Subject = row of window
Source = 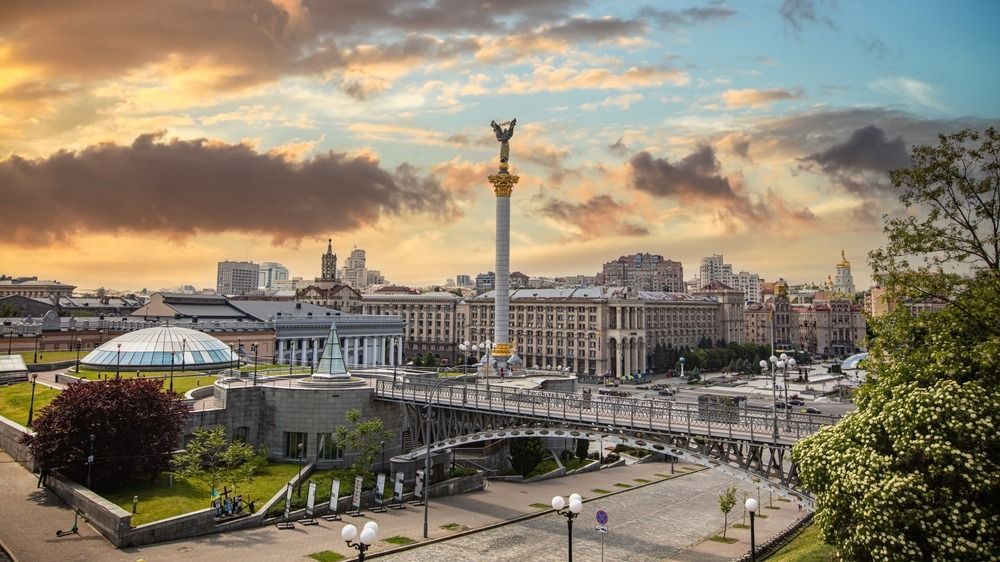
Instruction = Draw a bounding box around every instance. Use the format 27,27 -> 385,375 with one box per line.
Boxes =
284,432 -> 344,460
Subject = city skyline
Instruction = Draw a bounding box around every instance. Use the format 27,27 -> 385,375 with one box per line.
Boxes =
2,1 -> 998,290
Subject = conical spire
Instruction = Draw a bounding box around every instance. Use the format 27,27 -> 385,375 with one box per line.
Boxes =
314,319 -> 349,378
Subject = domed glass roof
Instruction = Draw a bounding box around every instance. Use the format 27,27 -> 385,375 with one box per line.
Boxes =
80,326 -> 237,371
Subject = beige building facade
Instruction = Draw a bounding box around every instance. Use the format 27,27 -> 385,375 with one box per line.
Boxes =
361,292 -> 461,364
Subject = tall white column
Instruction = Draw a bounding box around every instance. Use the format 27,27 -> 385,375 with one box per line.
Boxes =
278,339 -> 286,365
290,339 -> 297,366
396,337 -> 403,365
311,338 -> 318,367
488,164 -> 518,373
377,336 -> 385,365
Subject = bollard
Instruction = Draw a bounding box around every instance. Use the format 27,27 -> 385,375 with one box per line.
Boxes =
132,495 -> 138,514
169,473 -> 174,487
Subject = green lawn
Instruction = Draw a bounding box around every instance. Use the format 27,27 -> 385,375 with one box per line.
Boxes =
266,467 -> 377,517
0,382 -> 61,425
74,370 -> 213,395
768,523 -> 840,562
19,351 -> 82,365
308,551 -> 346,562
384,536 -> 416,545
440,522 -> 470,532
591,488 -> 611,494
104,462 -> 301,526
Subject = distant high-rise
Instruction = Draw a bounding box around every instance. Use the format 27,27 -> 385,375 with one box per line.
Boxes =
217,261 -> 259,296
834,250 -> 856,295
320,239 -> 338,281
258,262 -> 289,289
475,271 -> 496,295
699,254 -> 762,304
456,274 -> 472,288
600,253 -> 684,292
342,247 -> 368,289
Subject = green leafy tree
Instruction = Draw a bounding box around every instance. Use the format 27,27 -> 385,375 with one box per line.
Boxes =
794,128 -> 1000,560
334,408 -> 393,481
718,485 -> 737,539
172,426 -> 266,498
423,353 -> 440,368
509,437 -> 546,477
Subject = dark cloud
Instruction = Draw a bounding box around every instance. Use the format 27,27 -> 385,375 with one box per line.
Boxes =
801,125 -> 910,194
0,132 -> 455,247
608,137 -> 628,156
638,4 -> 736,28
539,195 -> 648,239
779,0 -> 837,35
541,17 -> 646,41
0,0 -> 573,91
732,139 -> 751,159
630,146 -> 814,225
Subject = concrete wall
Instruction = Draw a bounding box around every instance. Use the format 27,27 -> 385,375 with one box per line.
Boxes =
46,472 -> 132,545
0,415 -> 35,471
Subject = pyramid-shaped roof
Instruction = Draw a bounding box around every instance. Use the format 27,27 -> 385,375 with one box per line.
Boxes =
314,319 -> 349,378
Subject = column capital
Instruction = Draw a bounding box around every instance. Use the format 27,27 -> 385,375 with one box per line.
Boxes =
488,173 -> 519,197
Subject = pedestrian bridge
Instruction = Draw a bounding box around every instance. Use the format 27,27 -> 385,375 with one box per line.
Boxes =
374,379 -> 837,507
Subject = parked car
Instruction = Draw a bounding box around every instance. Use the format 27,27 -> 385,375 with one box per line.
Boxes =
801,407 -> 821,414
788,399 -> 805,406
636,385 -> 650,390
774,402 -> 786,409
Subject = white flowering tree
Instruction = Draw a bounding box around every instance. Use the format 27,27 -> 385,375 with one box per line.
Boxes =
794,128 -> 1000,561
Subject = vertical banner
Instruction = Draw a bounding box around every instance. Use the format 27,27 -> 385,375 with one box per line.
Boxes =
306,481 -> 317,518
414,469 -> 425,500
393,471 -> 404,502
330,478 -> 341,515
283,484 -> 293,520
352,475 -> 364,511
376,473 -> 386,507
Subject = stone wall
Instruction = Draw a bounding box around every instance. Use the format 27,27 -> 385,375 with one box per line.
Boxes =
46,472 -> 132,545
0,415 -> 35,471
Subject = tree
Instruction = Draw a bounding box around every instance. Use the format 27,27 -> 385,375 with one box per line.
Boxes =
22,378 -> 188,490
509,437 -> 546,477
794,128 -> 1000,561
718,485 -> 737,539
423,353 -> 440,368
172,426 -> 266,498
334,408 -> 393,480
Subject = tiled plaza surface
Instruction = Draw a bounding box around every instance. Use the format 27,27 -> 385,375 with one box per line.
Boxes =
0,450 -> 803,562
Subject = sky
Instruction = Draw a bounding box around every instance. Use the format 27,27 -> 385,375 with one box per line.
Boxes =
1,0 -> 998,292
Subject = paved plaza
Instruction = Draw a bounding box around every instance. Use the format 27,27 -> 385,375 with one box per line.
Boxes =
0,450 -> 805,562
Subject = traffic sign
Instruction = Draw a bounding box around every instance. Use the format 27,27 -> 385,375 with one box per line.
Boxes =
596,509 -> 609,525
595,525 -> 608,534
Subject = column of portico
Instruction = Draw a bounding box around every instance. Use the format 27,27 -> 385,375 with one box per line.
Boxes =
616,307 -> 622,330
346,338 -> 354,367
311,338 -> 318,367
278,339 -> 286,364
616,340 -> 624,377
377,336 -> 385,366
289,339 -> 297,366
396,337 -> 403,365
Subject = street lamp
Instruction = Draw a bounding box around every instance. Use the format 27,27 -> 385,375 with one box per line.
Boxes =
761,356 -> 779,441
296,442 -> 304,496
86,434 -> 96,489
4,322 -> 12,355
342,521 -> 378,562
776,353 -> 796,426
380,440 -> 386,474
180,338 -> 187,373
746,497 -> 759,562
116,343 -> 121,378
75,338 -> 82,373
552,493 -> 584,562
479,340 -> 493,391
33,335 -> 40,363
679,356 -> 685,379
251,343 -> 259,386
458,340 -> 470,375
26,373 -> 38,426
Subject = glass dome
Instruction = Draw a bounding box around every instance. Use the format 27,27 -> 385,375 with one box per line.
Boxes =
80,326 -> 237,371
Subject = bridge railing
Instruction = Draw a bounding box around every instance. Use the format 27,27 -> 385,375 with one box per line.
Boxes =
374,379 -> 838,442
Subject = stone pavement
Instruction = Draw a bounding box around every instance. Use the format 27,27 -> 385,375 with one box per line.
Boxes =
0,450 -> 805,562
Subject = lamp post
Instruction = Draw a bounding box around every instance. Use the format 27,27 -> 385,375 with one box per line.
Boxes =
552,493 -> 584,561
251,343 -> 259,386
74,338 -> 82,373
170,345 -> 176,393
776,353 -> 796,426
479,340 -> 493,391
116,343 -> 121,378
180,338 -> 187,373
380,440 -> 386,474
86,434 -> 96,489
761,357 -> 779,441
33,335 -> 39,363
746,497 -> 759,562
342,521 -> 378,562
296,442 -> 304,496
26,373 -> 38,427
5,323 -> 12,355
679,356 -> 685,380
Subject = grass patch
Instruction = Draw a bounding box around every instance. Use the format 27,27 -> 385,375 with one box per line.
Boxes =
634,478 -> 651,483
732,523 -> 751,529
0,382 -> 61,425
654,473 -> 671,478
777,497 -> 792,503
756,513 -> 769,519
74,370 -> 214,395
591,488 -> 611,494
709,535 -> 739,544
530,502 -> 551,509
384,536 -> 416,546
613,482 -> 632,488
765,505 -> 781,510
768,523 -> 839,562
440,523 -> 470,532
308,551 -> 346,562
266,468 -> 376,517
527,459 -> 558,478
20,351 -> 82,365
104,462 -> 301,526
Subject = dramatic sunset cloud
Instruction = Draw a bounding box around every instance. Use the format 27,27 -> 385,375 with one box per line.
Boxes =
0,0 -> 997,290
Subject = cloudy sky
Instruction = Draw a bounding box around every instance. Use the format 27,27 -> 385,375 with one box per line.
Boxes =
1,0 -> 998,291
